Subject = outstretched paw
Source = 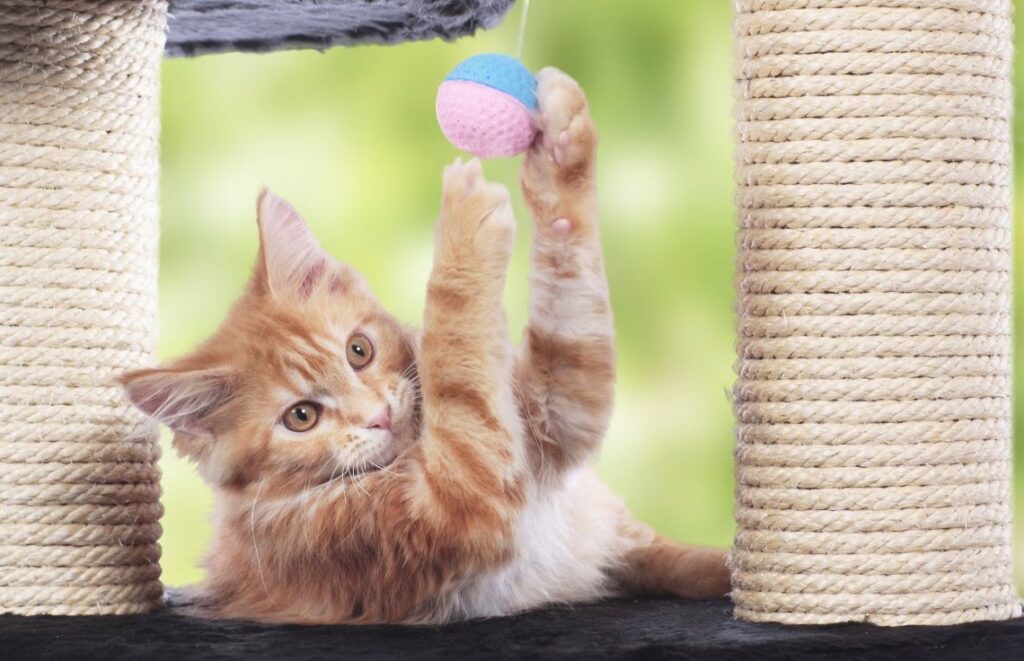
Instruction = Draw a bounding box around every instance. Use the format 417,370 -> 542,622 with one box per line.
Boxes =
522,68 -> 598,236
437,157 -> 515,272
534,68 -> 597,174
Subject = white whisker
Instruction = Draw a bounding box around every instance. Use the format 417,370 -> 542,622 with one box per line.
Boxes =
250,479 -> 271,598
369,457 -> 398,477
352,472 -> 371,497
310,458 -> 345,496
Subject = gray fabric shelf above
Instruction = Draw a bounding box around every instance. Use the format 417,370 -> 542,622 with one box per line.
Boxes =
165,0 -> 517,57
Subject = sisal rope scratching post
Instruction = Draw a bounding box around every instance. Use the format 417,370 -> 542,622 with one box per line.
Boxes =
731,0 -> 1020,625
0,1 -> 167,614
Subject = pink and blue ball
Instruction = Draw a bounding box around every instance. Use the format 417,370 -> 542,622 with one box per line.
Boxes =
436,53 -> 538,159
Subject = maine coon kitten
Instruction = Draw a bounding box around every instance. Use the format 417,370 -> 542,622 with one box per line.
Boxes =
122,69 -> 730,624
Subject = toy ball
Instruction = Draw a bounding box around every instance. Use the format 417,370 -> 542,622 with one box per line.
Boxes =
436,53 -> 538,159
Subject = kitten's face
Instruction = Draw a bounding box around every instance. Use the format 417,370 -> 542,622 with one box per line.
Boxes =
122,190 -> 418,490
199,288 -> 419,490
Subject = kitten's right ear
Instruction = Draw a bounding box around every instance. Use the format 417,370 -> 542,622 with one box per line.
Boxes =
252,187 -> 332,298
121,366 -> 236,437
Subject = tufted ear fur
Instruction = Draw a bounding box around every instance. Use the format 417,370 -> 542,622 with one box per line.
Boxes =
252,188 -> 333,298
121,365 -> 236,438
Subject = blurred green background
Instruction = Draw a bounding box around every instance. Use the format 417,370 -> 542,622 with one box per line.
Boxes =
157,1 -> 1023,587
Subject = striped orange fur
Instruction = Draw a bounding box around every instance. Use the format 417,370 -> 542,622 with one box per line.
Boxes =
122,68 -> 728,624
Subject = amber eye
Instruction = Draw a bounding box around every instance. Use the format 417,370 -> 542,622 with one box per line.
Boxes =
347,333 -> 374,370
282,401 -> 320,432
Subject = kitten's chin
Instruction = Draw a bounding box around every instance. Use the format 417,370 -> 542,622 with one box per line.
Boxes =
322,433 -> 409,485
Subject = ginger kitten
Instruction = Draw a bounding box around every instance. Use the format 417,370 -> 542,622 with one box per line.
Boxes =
122,69 -> 729,624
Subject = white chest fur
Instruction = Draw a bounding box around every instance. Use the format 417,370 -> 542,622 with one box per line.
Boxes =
440,468 -> 634,621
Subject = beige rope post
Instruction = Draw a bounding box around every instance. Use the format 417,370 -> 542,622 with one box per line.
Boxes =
0,1 -> 167,614
731,0 -> 1020,625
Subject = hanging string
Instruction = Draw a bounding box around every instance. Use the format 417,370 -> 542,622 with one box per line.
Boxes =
515,0 -> 531,60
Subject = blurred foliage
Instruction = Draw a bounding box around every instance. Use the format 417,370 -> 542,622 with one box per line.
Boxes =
158,1 -> 1023,587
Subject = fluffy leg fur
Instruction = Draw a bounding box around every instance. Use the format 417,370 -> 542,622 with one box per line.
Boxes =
414,157 -> 527,549
615,534 -> 731,599
517,68 -> 615,480
518,68 -> 731,600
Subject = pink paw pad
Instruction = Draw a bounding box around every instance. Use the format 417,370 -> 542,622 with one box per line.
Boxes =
551,218 -> 572,235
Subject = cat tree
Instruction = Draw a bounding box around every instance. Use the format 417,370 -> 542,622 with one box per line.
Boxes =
0,0 -> 1018,648
730,0 -> 1019,626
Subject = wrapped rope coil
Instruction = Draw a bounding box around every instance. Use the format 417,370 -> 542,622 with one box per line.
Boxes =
0,1 -> 167,615
731,0 -> 1020,625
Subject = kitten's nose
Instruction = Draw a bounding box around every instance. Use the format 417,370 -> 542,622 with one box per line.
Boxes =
366,406 -> 392,432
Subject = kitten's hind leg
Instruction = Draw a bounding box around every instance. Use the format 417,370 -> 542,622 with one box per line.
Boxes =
615,534 -> 732,600
516,68 -> 614,478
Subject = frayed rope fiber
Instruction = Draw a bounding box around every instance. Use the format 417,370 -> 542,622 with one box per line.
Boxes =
730,0 -> 1020,626
0,0 -> 167,615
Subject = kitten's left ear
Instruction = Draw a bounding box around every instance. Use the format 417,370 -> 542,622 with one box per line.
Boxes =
252,188 -> 333,297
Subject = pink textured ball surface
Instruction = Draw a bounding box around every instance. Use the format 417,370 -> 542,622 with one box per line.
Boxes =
436,80 -> 536,158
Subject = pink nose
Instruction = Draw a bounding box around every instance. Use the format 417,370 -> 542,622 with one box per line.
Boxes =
366,407 -> 392,432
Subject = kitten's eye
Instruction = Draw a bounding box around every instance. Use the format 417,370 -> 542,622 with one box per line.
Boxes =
347,333 -> 374,370
282,401 -> 320,432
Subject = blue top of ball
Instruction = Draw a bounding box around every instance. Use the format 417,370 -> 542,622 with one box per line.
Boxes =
445,53 -> 538,111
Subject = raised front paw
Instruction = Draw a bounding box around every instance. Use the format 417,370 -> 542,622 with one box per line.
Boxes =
436,157 -> 515,275
521,68 -> 598,235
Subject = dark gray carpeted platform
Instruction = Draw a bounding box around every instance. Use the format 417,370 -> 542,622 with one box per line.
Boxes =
165,0 -> 517,57
2,598 -> 1024,660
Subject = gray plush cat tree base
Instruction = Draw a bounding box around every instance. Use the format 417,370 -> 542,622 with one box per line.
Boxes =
3,597 -> 1024,660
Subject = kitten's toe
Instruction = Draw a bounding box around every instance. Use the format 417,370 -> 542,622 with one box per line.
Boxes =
442,156 -> 485,204
476,185 -> 514,242
438,159 -> 515,268
469,182 -> 515,266
441,157 -> 507,230
532,67 -> 597,171
521,69 -> 597,220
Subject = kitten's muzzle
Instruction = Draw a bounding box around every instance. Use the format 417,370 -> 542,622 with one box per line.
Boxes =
366,406 -> 392,433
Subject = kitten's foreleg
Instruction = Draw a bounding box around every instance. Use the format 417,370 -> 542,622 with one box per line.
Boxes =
516,68 -> 615,477
413,158 -> 525,544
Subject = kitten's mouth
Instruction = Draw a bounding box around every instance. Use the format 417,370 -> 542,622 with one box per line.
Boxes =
316,440 -> 403,486
313,461 -> 383,487
351,452 -> 400,478
337,463 -> 383,480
